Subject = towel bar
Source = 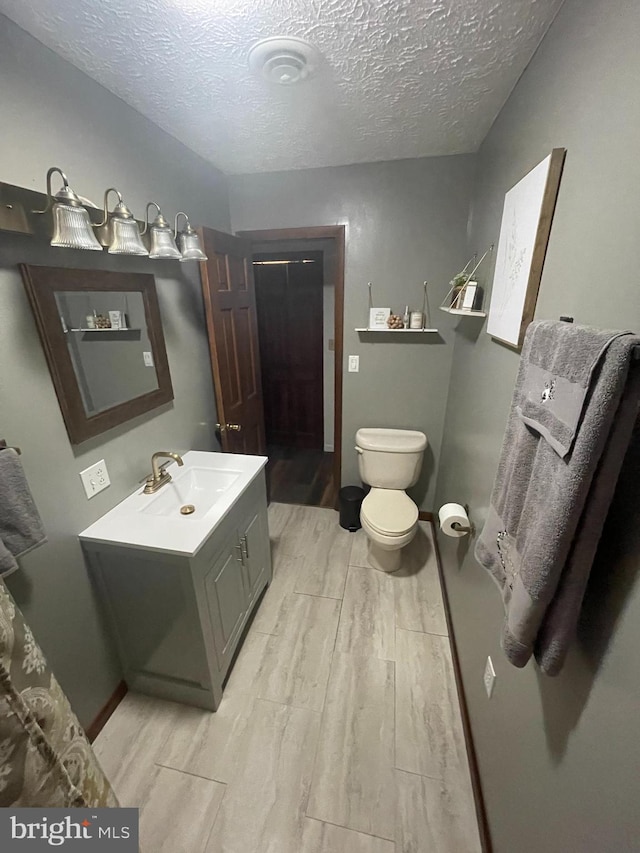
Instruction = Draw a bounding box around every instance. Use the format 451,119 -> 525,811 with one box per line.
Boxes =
558,317 -> 640,362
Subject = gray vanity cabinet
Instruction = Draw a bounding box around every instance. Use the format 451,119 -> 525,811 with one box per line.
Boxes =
83,470 -> 271,711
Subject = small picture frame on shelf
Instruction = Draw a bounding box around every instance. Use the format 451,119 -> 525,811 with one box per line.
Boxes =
369,307 -> 391,330
461,282 -> 478,310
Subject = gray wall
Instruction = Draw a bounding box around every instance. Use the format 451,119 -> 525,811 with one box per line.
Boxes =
230,156 -> 475,506
0,17 -> 228,727
434,0 -> 640,850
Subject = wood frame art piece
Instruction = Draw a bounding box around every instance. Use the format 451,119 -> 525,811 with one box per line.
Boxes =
20,265 -> 173,444
487,148 -> 566,348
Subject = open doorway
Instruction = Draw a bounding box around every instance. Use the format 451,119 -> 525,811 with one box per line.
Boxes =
232,225 -> 344,508
253,249 -> 334,507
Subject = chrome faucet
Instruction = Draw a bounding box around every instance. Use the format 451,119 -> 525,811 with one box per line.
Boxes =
143,451 -> 184,494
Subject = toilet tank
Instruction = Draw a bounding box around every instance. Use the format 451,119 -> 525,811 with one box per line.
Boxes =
355,428 -> 428,489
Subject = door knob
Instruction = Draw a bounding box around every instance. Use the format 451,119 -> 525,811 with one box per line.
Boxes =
215,423 -> 242,432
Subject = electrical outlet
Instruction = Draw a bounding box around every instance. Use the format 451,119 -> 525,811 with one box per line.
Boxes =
484,656 -> 496,699
348,355 -> 360,372
79,459 -> 111,500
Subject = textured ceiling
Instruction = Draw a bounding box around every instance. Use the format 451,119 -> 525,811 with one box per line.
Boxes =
0,0 -> 563,174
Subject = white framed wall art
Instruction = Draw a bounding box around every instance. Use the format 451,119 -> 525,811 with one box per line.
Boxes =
486,148 -> 566,348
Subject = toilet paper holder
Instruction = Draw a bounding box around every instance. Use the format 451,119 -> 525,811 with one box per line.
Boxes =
452,504 -> 475,536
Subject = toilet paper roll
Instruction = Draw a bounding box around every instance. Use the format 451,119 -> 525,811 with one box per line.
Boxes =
438,503 -> 470,538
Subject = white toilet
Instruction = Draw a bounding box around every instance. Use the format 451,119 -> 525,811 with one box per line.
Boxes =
355,428 -> 428,573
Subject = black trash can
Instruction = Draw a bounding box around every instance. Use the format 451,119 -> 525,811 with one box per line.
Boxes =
339,486 -> 365,532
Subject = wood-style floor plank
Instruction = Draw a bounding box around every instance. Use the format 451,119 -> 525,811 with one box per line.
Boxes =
294,512 -> 353,599
266,447 -> 334,508
258,592 -> 341,711
301,818 -> 395,853
156,628 -> 278,785
396,769 -> 481,853
139,766 -> 225,853
395,628 -> 470,786
394,523 -> 447,636
205,699 -> 321,853
307,651 -> 396,841
93,692 -> 186,807
335,565 -> 395,661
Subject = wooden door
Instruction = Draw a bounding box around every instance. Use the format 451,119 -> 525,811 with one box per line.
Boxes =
200,228 -> 266,455
254,253 -> 324,449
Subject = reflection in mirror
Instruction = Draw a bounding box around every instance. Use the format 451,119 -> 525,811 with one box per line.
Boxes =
20,265 -> 173,445
55,291 -> 159,416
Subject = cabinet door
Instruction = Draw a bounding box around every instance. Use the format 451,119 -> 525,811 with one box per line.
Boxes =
204,537 -> 248,672
240,509 -> 268,605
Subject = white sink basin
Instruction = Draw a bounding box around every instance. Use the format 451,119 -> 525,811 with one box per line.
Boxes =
139,466 -> 242,518
79,450 -> 267,556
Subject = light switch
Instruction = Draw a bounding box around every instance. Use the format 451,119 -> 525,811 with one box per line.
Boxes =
348,355 -> 360,372
143,351 -> 154,368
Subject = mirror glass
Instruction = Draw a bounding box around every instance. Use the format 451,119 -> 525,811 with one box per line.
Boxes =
55,291 -> 159,416
21,265 -> 174,444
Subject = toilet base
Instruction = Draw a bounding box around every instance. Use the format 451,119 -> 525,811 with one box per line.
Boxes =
367,539 -> 403,573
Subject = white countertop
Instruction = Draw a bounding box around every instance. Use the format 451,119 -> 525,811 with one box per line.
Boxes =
79,450 -> 267,557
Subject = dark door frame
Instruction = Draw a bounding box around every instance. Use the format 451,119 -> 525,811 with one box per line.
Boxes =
237,226 -> 345,508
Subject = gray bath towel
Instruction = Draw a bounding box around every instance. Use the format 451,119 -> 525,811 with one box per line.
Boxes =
475,320 -> 640,674
0,447 -> 47,576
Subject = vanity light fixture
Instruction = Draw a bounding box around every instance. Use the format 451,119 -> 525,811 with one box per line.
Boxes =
141,202 -> 182,260
32,167 -> 103,251
94,188 -> 148,256
175,212 -> 207,262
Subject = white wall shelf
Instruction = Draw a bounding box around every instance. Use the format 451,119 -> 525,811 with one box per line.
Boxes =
66,328 -> 141,333
355,327 -> 439,333
439,306 -> 487,318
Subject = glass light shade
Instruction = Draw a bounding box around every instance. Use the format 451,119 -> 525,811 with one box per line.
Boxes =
149,225 -> 181,259
108,216 -> 149,255
178,230 -> 207,262
50,202 -> 103,251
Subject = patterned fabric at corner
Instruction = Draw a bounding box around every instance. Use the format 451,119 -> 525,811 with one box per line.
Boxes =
0,579 -> 118,807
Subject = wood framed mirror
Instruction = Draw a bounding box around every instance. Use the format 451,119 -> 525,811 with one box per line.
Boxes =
20,264 -> 173,444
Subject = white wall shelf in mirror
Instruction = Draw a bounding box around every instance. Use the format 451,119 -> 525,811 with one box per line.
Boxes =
65,328 -> 142,333
355,327 -> 439,333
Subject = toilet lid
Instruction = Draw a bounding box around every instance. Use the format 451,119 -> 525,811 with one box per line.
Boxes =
361,490 -> 418,537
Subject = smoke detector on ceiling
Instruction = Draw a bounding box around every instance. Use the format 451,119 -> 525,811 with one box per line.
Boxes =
248,37 -> 320,86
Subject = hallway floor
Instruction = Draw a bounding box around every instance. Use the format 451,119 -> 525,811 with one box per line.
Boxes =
266,446 -> 335,507
93,504 -> 481,853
